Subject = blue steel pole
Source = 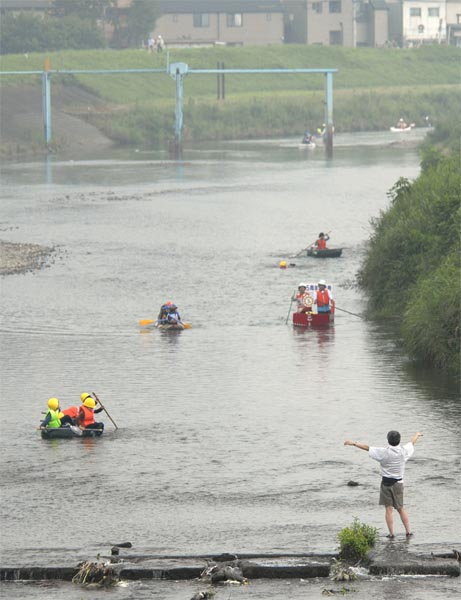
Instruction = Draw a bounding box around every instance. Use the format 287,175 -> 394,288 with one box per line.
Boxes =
324,71 -> 334,158
174,71 -> 184,150
42,71 -> 51,147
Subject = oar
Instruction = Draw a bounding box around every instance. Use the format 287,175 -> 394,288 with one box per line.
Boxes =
285,292 -> 296,324
335,306 -> 364,319
92,392 -> 118,430
139,319 -> 192,329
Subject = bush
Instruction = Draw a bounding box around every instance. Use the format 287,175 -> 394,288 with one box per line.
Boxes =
338,518 -> 378,562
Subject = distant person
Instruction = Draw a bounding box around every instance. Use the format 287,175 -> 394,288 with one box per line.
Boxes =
344,431 -> 423,539
314,232 -> 329,250
398,118 -> 408,129
156,34 -> 165,53
59,404 -> 79,426
302,129 -> 314,144
314,279 -> 333,313
147,36 -> 155,52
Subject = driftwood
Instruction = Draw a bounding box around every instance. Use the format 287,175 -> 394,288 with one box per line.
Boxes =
72,561 -> 118,587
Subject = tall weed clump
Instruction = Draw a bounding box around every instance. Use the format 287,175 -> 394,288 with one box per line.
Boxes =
338,519 -> 378,562
358,114 -> 460,374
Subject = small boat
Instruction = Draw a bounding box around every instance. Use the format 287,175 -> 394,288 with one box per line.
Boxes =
155,322 -> 185,331
307,247 -> 343,258
40,426 -> 103,439
390,124 -> 415,133
293,311 -> 334,327
298,140 -> 316,149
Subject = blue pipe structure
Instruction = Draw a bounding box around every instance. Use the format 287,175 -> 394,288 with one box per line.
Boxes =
1,64 -> 337,156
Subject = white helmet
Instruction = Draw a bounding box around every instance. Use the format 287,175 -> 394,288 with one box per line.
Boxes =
318,279 -> 326,286
298,282 -> 307,288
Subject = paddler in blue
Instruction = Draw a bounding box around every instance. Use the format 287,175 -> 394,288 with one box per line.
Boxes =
40,397 -> 61,429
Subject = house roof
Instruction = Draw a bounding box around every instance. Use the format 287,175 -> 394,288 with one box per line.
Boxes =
158,0 -> 285,14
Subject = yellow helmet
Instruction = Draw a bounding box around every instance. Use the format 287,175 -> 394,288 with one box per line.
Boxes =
279,260 -> 287,268
80,392 -> 92,403
83,397 -> 96,409
48,397 -> 59,411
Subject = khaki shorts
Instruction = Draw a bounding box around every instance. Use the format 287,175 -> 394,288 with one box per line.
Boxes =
379,481 -> 404,509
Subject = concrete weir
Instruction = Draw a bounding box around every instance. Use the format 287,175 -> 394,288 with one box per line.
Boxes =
1,549 -> 459,582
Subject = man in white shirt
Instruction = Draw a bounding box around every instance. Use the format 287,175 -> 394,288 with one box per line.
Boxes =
344,430 -> 423,539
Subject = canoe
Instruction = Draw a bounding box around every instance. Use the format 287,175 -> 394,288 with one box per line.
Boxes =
298,141 -> 316,149
293,311 -> 334,327
40,427 -> 103,439
307,247 -> 343,258
390,125 -> 414,132
155,322 -> 185,331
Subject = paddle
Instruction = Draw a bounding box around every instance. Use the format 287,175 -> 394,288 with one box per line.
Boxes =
293,230 -> 331,258
92,392 -> 118,430
285,291 -> 296,324
139,319 -> 192,329
335,306 -> 364,319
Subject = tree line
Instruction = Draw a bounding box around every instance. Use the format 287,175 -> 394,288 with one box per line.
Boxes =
0,0 -> 159,54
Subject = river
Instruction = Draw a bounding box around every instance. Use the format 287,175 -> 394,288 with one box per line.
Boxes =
0,131 -> 460,599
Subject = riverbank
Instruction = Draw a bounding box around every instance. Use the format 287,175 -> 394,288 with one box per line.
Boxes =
0,240 -> 56,276
1,45 -> 459,156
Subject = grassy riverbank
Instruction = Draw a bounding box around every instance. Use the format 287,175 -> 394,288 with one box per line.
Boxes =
358,114 -> 461,376
1,45 -> 460,148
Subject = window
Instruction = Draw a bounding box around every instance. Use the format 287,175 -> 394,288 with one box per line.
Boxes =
329,30 -> 343,44
193,13 -> 209,27
227,13 -> 243,27
329,1 -> 342,14
428,7 -> 439,17
409,8 -> 421,17
312,2 -> 323,14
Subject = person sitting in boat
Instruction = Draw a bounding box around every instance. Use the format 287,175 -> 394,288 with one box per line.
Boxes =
398,118 -> 407,130
165,303 -> 182,325
40,397 -> 62,429
315,232 -> 330,250
77,393 -> 104,433
58,404 -> 80,426
314,279 -> 333,313
302,129 -> 314,144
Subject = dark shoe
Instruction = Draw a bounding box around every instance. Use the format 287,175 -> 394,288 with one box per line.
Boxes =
406,532 -> 413,538
386,534 -> 395,539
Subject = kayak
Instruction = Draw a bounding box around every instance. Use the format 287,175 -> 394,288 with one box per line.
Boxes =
299,141 -> 316,149
307,247 -> 343,258
293,311 -> 334,327
40,427 -> 103,439
155,322 -> 185,330
390,125 -> 415,132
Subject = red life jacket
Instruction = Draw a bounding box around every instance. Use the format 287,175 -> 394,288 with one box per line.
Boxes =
79,405 -> 95,428
316,289 -> 330,306
317,238 -> 327,249
62,406 -> 79,419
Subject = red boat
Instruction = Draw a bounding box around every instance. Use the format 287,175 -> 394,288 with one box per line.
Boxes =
292,283 -> 335,327
293,311 -> 334,327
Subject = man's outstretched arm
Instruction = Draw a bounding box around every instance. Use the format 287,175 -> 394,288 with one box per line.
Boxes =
410,432 -> 423,445
344,440 -> 369,451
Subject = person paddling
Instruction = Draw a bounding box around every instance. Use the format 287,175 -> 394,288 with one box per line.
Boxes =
77,393 -> 104,435
315,232 -> 329,250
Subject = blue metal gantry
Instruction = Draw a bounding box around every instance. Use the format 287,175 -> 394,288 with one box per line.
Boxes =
1,61 -> 338,155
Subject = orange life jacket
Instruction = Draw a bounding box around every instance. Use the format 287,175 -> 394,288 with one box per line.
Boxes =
317,238 -> 327,249
79,405 -> 95,428
316,289 -> 330,306
62,406 -> 79,419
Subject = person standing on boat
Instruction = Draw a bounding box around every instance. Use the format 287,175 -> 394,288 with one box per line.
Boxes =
40,397 -> 61,429
77,394 -> 104,433
314,280 -> 333,313
292,283 -> 314,313
315,232 -> 329,250
344,431 -> 423,538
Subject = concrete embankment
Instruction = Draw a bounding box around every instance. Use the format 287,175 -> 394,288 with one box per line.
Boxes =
1,549 -> 459,581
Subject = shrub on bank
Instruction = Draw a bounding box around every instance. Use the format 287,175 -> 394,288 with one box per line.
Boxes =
338,519 -> 378,562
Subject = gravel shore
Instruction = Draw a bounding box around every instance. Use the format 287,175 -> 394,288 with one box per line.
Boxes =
0,240 -> 56,276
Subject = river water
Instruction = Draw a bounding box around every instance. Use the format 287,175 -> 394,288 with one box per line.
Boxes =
1,132 -> 460,599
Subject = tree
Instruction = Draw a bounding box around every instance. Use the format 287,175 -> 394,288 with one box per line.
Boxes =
109,0 -> 160,49
51,0 -> 116,21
